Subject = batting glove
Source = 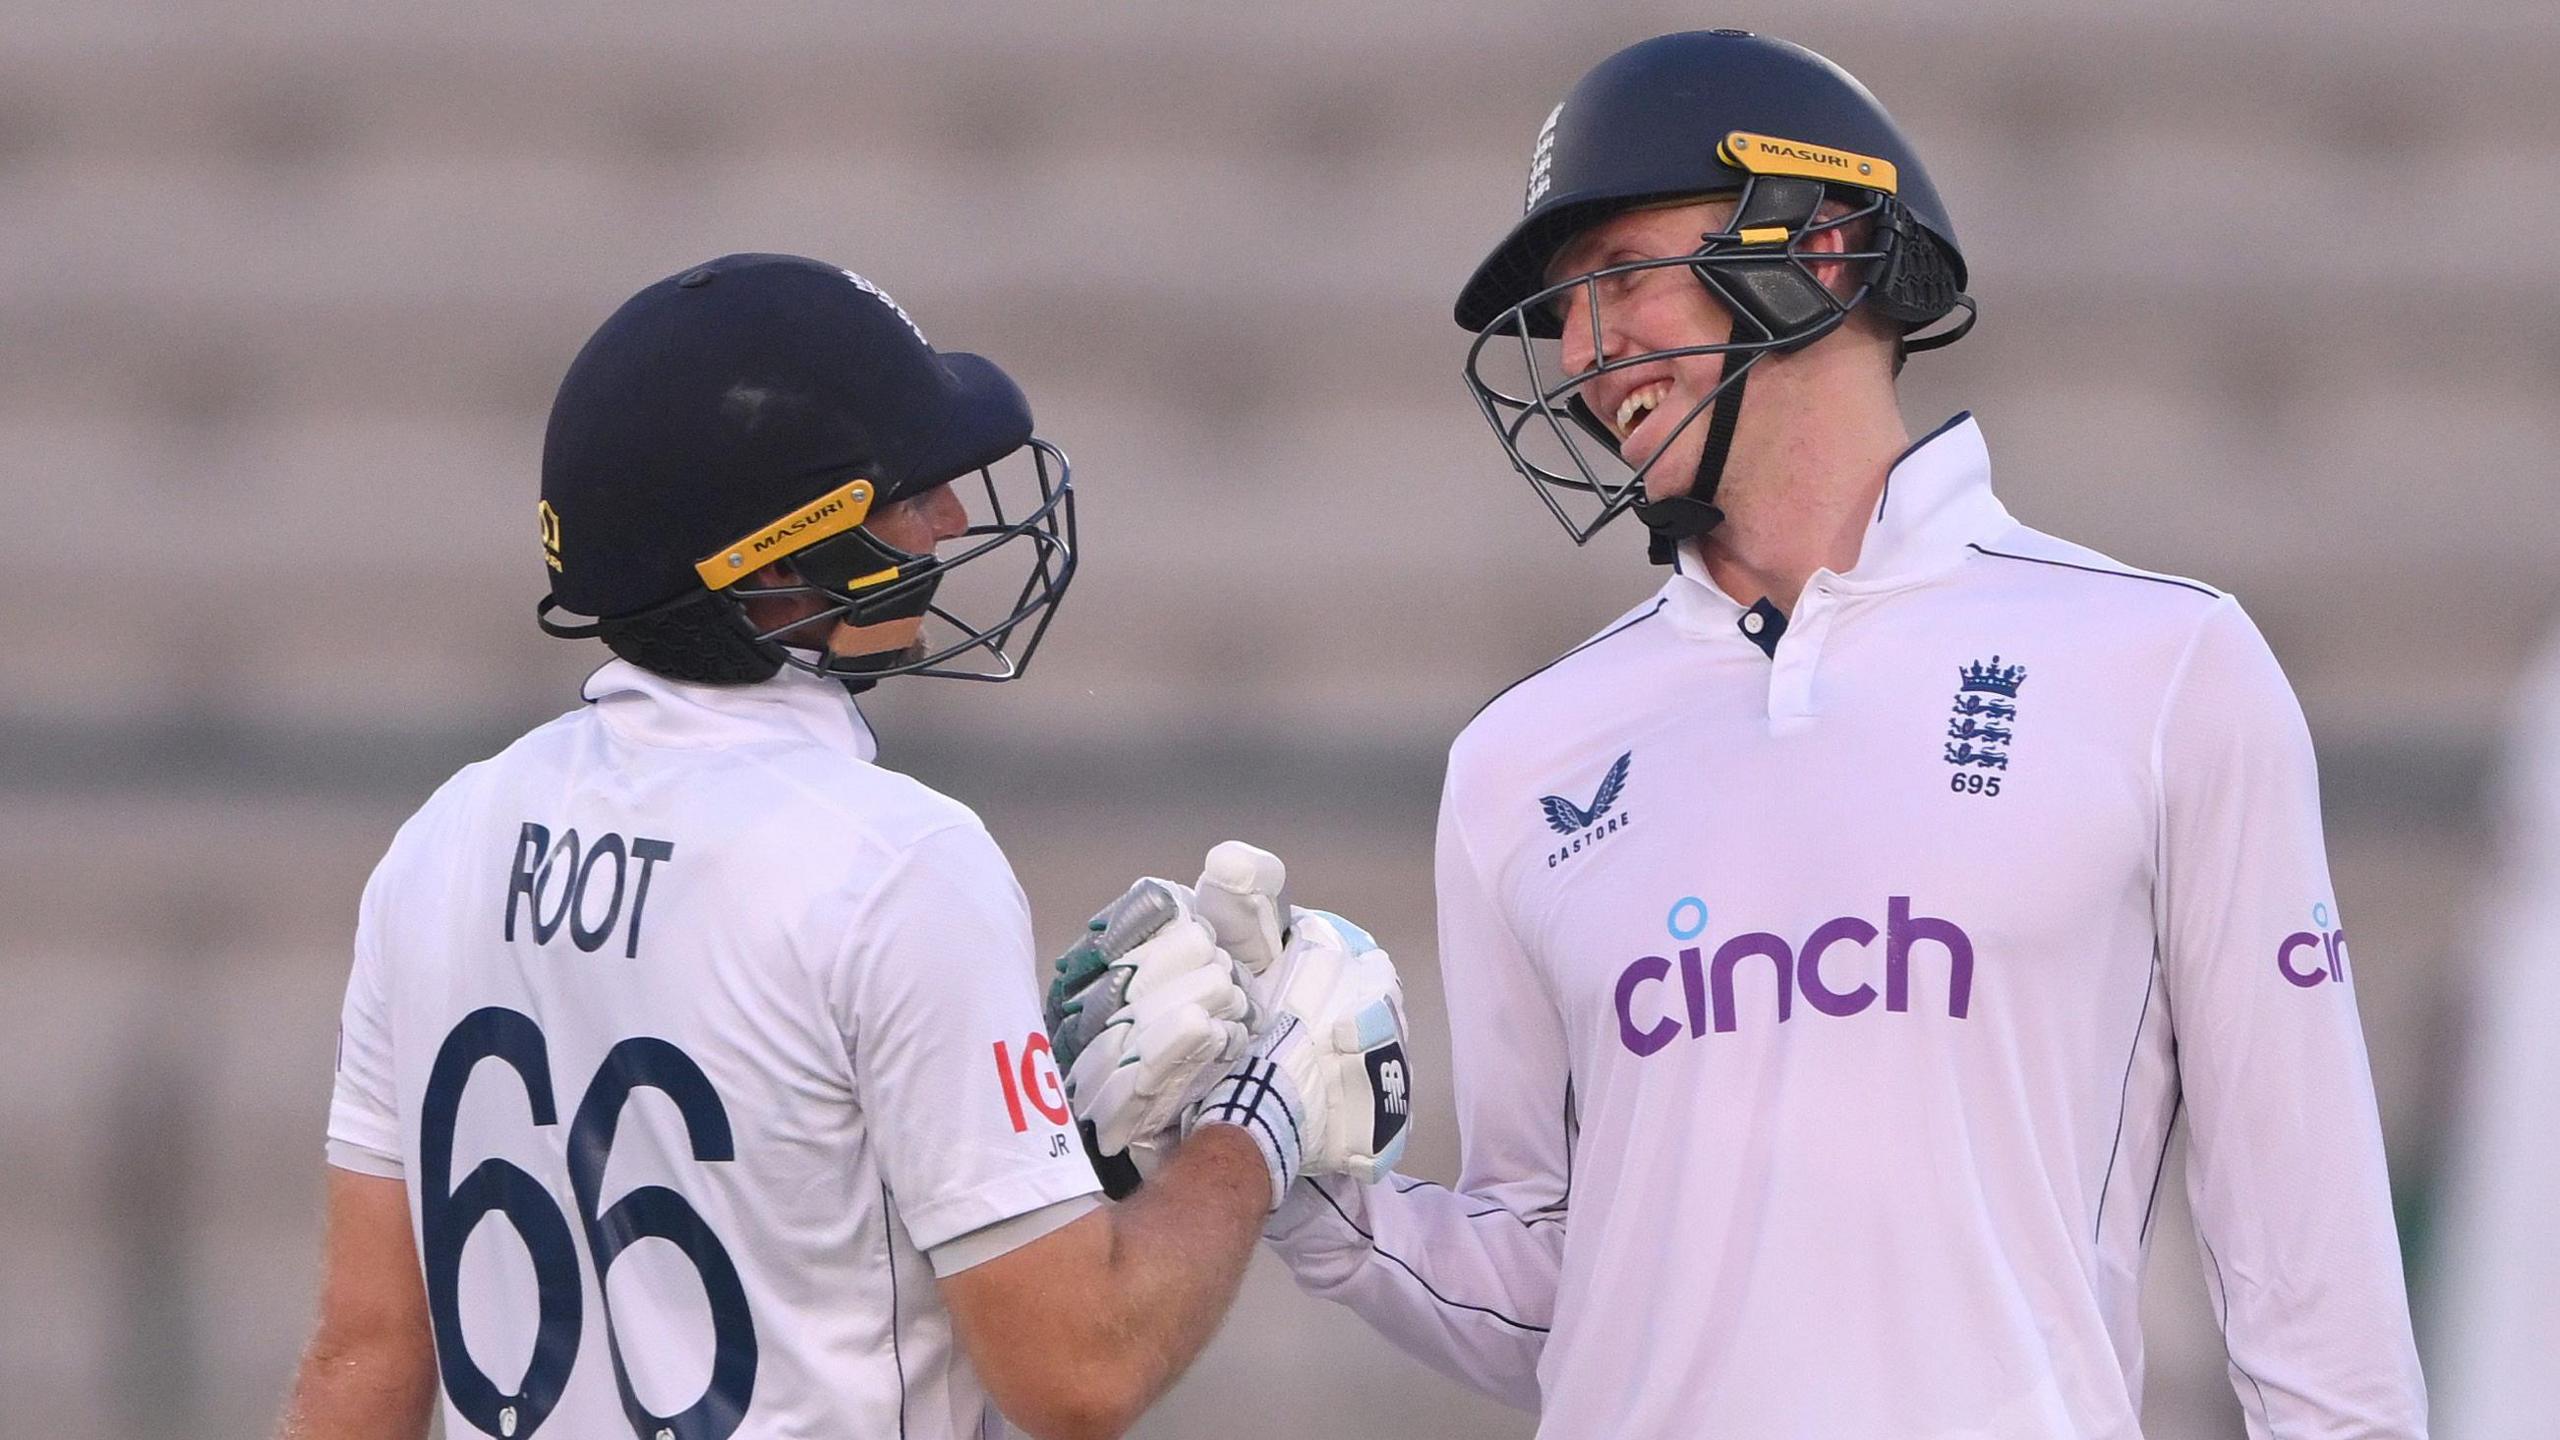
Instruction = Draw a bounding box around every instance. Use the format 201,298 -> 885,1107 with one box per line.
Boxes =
1045,878 -> 1253,1195
1185,843 -> 1412,1209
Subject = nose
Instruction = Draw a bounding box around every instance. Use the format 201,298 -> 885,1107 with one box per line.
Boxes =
923,482 -> 970,545
1554,277 -> 1611,377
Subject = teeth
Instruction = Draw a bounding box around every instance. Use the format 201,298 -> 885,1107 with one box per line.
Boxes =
1614,383 -> 1669,437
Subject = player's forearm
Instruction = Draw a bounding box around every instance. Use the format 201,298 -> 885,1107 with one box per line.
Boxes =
2181,1052 -> 2427,1430
955,1125 -> 1267,1440
280,1169 -> 438,1440
1080,1125 -> 1270,1414
274,1331 -> 437,1440
1264,1175 -> 1556,1410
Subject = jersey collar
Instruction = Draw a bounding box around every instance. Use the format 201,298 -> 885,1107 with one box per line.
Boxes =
582,657 -> 880,762
1665,411 -> 2010,629
1848,412 -> 2011,588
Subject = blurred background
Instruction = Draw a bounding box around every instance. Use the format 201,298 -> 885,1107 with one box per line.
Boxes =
4,1 -> 2556,1435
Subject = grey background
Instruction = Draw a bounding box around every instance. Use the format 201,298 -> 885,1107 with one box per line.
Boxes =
3,1 -> 2554,1435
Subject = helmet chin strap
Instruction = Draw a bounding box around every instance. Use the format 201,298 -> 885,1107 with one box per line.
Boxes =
1630,367 -> 1746,565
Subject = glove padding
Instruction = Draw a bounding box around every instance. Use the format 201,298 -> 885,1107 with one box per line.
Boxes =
1186,844 -> 1412,1208
1044,879 -> 1252,1186
1195,839 -> 1292,983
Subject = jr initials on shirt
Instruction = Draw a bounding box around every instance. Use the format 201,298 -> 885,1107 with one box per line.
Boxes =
503,822 -> 676,959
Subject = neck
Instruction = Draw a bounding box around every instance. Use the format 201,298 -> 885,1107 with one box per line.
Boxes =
1691,393 -> 1910,613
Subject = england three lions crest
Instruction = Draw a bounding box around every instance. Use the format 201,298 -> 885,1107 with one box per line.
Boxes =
1943,657 -> 2026,797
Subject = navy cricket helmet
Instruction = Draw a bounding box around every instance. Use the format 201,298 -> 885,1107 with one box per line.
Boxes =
536,254 -> 1076,690
1457,31 -> 1974,559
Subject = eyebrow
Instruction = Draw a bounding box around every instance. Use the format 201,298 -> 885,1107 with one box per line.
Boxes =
1547,196 -> 1740,285
1544,245 -> 1595,287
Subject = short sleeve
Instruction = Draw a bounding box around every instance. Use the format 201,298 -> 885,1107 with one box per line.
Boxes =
926,1194 -> 1102,1278
326,858 -> 404,1176
839,823 -> 1101,1252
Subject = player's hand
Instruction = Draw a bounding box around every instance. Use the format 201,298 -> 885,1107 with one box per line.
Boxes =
1194,839 -> 1292,982
1184,843 -> 1413,1208
1045,878 -> 1253,1189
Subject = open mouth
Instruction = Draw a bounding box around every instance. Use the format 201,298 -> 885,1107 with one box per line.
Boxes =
1612,381 -> 1671,440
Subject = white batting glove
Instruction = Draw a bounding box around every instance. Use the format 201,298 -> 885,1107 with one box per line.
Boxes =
1044,879 -> 1253,1187
1195,839 -> 1291,988
1184,842 -> 1413,1208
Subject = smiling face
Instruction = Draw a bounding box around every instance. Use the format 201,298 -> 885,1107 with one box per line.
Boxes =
1542,196 -> 1883,504
1545,199 -> 1744,493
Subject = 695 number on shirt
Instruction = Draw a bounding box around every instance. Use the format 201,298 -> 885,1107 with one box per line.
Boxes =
418,1007 -> 758,1440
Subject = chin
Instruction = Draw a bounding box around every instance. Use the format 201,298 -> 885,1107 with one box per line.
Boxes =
1631,441 -> 1707,500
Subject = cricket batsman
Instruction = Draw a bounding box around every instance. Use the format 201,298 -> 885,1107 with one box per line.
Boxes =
274,253 -> 1408,1440
1059,32 -> 2427,1439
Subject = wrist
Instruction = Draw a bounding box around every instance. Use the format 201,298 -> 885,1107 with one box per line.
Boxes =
1184,1037 -> 1307,1211
1167,1122 -> 1277,1219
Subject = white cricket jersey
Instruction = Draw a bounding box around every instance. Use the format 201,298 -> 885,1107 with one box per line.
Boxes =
1266,415 -> 2427,1438
2425,631 -> 2560,1438
328,659 -> 1101,1440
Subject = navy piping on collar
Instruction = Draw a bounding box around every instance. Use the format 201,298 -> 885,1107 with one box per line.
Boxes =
1469,598 -> 1668,724
1965,544 -> 2222,598
1874,410 -> 1976,522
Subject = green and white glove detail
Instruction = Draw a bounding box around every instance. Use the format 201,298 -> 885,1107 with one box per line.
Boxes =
1186,842 -> 1412,1208
1044,878 -> 1253,1185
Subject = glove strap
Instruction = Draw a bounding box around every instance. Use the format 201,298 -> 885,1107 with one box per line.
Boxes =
1079,1121 -> 1145,1201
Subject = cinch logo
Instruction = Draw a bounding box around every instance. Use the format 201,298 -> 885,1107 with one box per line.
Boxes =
1613,896 -> 1976,1057
2277,902 -> 2351,988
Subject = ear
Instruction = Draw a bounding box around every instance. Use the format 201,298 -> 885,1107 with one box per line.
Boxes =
1796,214 -> 1856,295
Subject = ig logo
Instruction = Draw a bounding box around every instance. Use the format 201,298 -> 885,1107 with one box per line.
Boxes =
2276,902 -> 2350,988
992,1033 -> 1072,1132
